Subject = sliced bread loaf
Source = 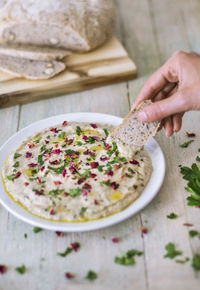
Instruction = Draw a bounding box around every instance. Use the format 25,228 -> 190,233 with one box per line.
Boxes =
111,100 -> 160,151
0,0 -> 115,52
0,44 -> 70,61
0,55 -> 66,79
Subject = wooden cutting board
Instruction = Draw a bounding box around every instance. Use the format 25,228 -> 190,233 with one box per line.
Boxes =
0,37 -> 137,108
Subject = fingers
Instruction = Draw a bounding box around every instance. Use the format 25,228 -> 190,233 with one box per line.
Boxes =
163,117 -> 173,136
132,67 -> 169,109
137,91 -> 189,122
172,113 -> 183,132
152,82 -> 177,102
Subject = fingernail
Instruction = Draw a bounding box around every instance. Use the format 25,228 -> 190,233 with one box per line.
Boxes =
137,111 -> 147,121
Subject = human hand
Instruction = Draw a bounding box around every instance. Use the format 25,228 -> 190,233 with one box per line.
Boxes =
132,51 -> 200,136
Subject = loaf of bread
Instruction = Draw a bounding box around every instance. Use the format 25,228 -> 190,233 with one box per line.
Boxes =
0,0 -> 115,52
111,101 -> 160,151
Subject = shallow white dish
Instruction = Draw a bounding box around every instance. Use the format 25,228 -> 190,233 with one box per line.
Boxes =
0,112 -> 165,232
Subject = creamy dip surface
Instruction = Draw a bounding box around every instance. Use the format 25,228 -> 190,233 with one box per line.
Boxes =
1,121 -> 152,222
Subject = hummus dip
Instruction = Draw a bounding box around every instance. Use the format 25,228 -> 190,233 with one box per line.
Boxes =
1,121 -> 152,222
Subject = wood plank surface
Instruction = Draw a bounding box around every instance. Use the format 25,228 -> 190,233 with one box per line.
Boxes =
0,37 -> 137,108
0,0 -> 200,289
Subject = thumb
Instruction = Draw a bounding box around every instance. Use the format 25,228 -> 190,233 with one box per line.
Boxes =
137,92 -> 189,122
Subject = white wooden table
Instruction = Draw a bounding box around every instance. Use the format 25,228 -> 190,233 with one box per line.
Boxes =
0,0 -> 200,289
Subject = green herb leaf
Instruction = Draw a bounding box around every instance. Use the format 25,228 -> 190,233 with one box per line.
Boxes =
40,145 -> 47,152
38,155 -> 44,166
192,254 -> 200,271
58,132 -> 65,139
13,161 -> 19,168
24,233 -> 28,239
128,168 -> 135,174
57,247 -> 72,257
180,140 -> 194,148
164,243 -> 182,259
114,249 -> 143,266
15,264 -> 26,274
48,165 -> 65,174
196,156 -> 200,162
14,153 -> 22,159
76,141 -> 83,146
34,137 -> 42,144
7,174 -> 15,181
103,128 -> 109,137
80,207 -> 87,214
85,270 -> 97,281
167,213 -> 178,219
76,126 -> 81,136
97,165 -> 104,172
33,227 -> 43,233
65,149 -> 75,154
175,257 -> 190,264
101,180 -> 111,186
189,230 -> 199,238
49,189 -> 64,196
69,188 -> 82,197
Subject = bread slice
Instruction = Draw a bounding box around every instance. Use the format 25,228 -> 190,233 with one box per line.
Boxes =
0,44 -> 70,61
111,100 -> 160,151
0,55 -> 66,80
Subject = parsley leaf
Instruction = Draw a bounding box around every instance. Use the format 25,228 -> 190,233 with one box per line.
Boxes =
40,145 -> 47,152
114,249 -> 143,266
13,161 -> 19,168
175,257 -> 190,264
192,254 -> 200,271
14,153 -> 22,159
34,137 -> 42,144
69,188 -> 82,197
57,247 -> 72,257
80,207 -> 87,214
7,174 -> 15,181
180,140 -> 194,148
48,165 -> 65,174
38,155 -> 44,166
76,126 -> 81,136
49,189 -> 64,196
196,156 -> 200,162
167,213 -> 178,219
103,128 -> 109,137
189,230 -> 199,238
15,264 -> 26,274
58,132 -> 65,139
33,227 -> 43,233
164,243 -> 182,259
180,163 -> 200,206
85,270 -> 97,281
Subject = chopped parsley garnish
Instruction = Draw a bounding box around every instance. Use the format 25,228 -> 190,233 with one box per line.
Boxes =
65,149 -> 75,154
167,213 -> 178,219
189,230 -> 199,238
175,257 -> 190,264
46,135 -> 50,139
101,180 -> 111,186
85,270 -> 98,281
24,233 -> 28,239
58,132 -> 65,139
103,128 -> 109,137
40,145 -> 47,152
128,168 -> 135,174
76,141 -> 83,146
180,140 -> 194,148
80,207 -> 87,214
7,174 -> 15,181
180,163 -> 200,206
14,153 -> 22,159
87,137 -> 96,144
57,247 -> 72,257
48,165 -> 65,174
79,169 -> 90,179
49,189 -> 64,196
126,174 -> 133,178
164,243 -> 182,259
15,264 -> 26,274
114,249 -> 143,266
97,165 -> 104,172
196,156 -> 200,162
192,254 -> 200,271
107,142 -> 118,157
69,188 -> 82,197
76,126 -> 81,136
38,155 -> 44,166
34,137 -> 42,144
13,161 -> 19,168
33,227 -> 43,233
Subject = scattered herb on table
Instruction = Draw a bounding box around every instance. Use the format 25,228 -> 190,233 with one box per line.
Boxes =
179,140 -> 194,148
114,249 -> 143,266
180,163 -> 200,206
15,264 -> 26,274
85,270 -> 98,281
189,230 -> 200,238
192,254 -> 200,271
167,213 -> 178,219
196,156 -> 200,162
33,227 -> 43,234
24,233 -> 28,239
57,247 -> 72,257
164,243 -> 182,259
175,257 -> 190,264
